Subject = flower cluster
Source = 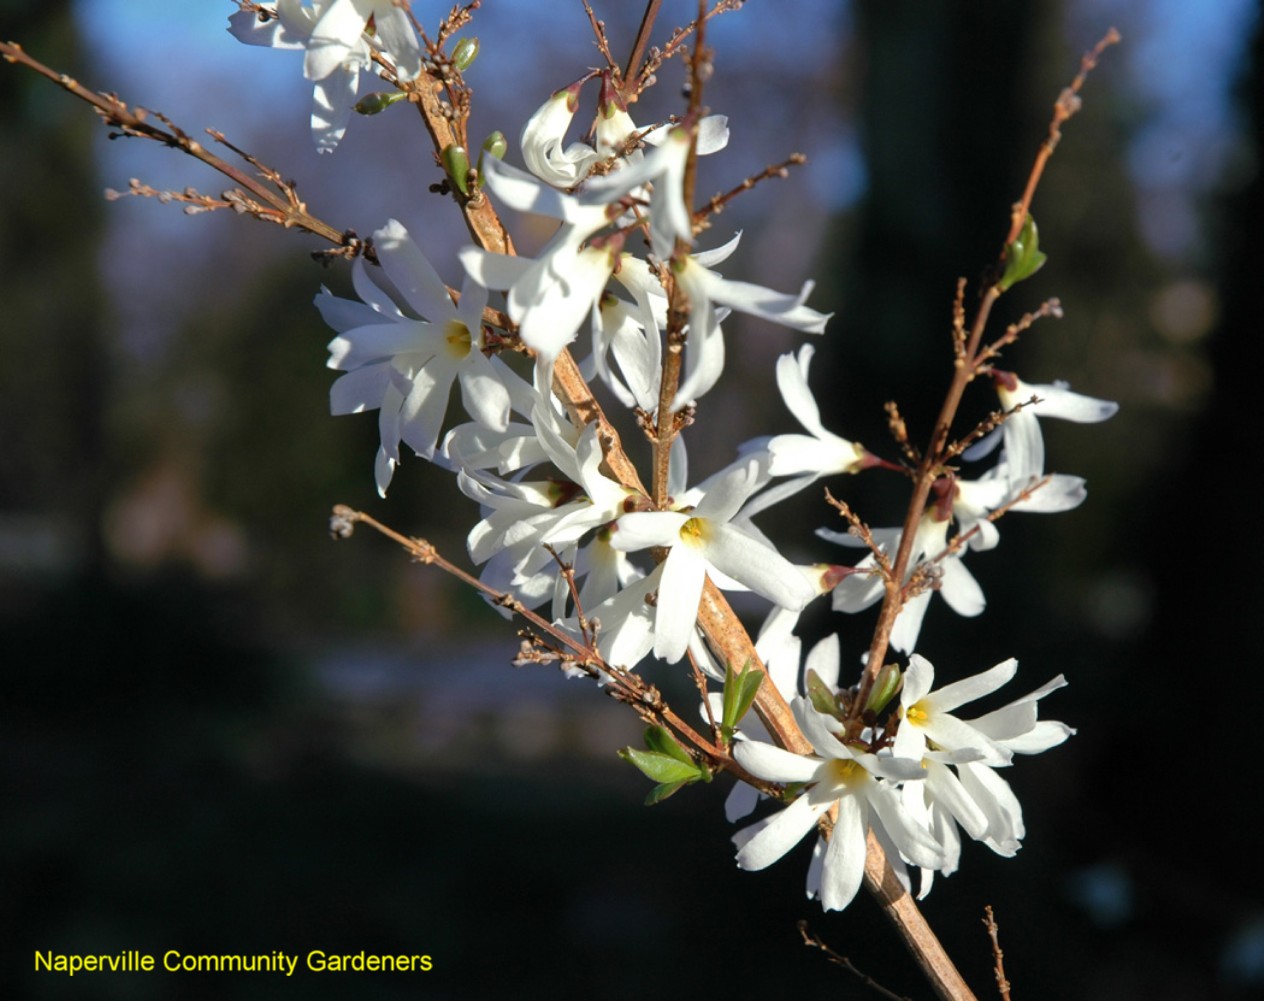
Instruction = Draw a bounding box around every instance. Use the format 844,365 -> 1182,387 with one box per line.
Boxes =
731,655 -> 1072,910
225,3 -> 1114,918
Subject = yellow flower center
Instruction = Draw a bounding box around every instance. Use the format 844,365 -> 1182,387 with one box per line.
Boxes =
825,758 -> 864,787
679,517 -> 709,547
905,703 -> 929,726
444,320 -> 472,359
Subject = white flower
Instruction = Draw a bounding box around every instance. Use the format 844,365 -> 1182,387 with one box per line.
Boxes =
951,465 -> 1087,551
893,655 -> 1074,894
303,0 -> 421,83
668,246 -> 831,410
460,396 -> 636,608
610,460 -> 816,663
732,699 -> 943,912
823,506 -> 984,653
590,287 -> 663,411
229,0 -> 371,152
740,345 -> 881,519
893,654 -> 1017,767
520,72 -> 635,188
991,370 -> 1117,488
459,157 -> 623,359
520,68 -> 730,192
319,219 -> 509,494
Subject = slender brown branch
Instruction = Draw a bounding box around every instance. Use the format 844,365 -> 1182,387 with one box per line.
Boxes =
697,153 -> 807,227
851,31 -> 1117,720
1006,28 -> 1120,245
864,830 -> 979,1000
329,505 -> 773,780
0,40 -> 364,256
623,0 -> 665,89
983,906 -> 1013,1001
798,919 -> 914,1001
650,0 -> 709,510
581,0 -> 619,74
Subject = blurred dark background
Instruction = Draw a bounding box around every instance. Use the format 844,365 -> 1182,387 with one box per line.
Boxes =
3,0 -> 1262,998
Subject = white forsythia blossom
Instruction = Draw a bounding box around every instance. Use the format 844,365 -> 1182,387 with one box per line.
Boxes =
951,464 -> 1088,551
739,345 -> 881,520
318,219 -> 510,495
459,402 -> 636,610
301,0 -> 421,83
732,699 -> 944,912
228,0 -> 421,152
590,288 -> 664,411
668,245 -> 831,411
459,150 -> 691,359
520,69 -> 731,189
990,369 -> 1118,488
824,503 -> 985,654
892,655 -> 1073,896
610,460 -> 816,664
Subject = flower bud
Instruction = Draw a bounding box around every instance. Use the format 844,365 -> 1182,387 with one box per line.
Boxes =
452,37 -> 480,71
441,144 -> 471,196
354,91 -> 408,116
865,662 -> 903,716
480,131 -> 507,161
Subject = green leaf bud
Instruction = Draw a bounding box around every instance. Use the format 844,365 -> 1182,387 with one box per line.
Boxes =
441,144 -> 471,196
720,660 -> 763,738
480,130 -> 507,161
864,662 -> 904,716
354,90 -> 408,116
998,214 -> 1048,292
805,669 -> 841,719
452,37 -> 480,72
643,725 -> 693,764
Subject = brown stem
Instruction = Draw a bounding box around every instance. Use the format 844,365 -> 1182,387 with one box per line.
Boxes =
624,0 -> 665,89
0,41 -> 357,253
864,830 -> 979,1001
853,284 -> 1001,718
650,0 -> 708,510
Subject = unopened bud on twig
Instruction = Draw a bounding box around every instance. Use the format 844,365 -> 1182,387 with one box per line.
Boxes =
354,90 -> 408,116
452,37 -> 480,72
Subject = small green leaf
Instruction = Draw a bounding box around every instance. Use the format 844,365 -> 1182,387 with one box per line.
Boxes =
998,214 -> 1048,291
617,747 -> 702,785
864,662 -> 904,715
720,660 -> 764,734
643,725 -> 693,764
644,780 -> 689,806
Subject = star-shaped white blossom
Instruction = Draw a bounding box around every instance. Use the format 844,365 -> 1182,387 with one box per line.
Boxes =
893,654 -> 1074,896
732,699 -> 943,912
318,219 -> 509,494
610,460 -> 815,663
991,369 -> 1117,488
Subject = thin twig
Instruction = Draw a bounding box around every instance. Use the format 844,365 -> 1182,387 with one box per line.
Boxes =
798,920 -> 915,1001
0,41 -> 366,258
848,33 -> 1117,726
623,0 -> 664,89
697,153 -> 806,227
1006,28 -> 1120,245
983,906 -> 1013,1001
581,0 -> 619,74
